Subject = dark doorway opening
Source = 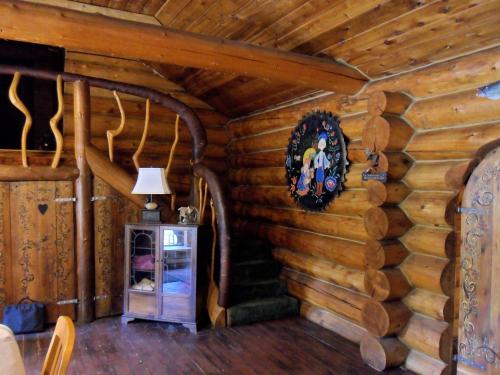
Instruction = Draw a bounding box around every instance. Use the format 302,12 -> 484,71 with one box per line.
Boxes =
0,40 -> 65,151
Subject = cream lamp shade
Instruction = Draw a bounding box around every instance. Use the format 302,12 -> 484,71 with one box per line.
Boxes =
132,167 -> 171,195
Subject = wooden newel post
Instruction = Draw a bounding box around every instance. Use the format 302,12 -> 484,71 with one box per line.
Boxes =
73,80 -> 95,324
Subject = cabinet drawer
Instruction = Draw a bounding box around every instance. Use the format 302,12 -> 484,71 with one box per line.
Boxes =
161,295 -> 193,320
128,292 -> 157,317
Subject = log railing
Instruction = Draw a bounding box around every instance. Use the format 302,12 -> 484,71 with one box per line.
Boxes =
0,65 -> 231,314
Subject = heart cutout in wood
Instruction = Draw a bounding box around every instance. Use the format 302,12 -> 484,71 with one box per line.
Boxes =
38,204 -> 48,215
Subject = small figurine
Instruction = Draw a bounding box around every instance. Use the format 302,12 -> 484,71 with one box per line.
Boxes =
178,206 -> 199,224
314,132 -> 331,196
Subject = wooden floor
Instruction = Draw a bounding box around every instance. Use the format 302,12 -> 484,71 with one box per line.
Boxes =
17,317 -> 412,374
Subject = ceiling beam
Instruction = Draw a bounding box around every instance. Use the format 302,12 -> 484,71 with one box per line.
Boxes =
0,0 -> 367,93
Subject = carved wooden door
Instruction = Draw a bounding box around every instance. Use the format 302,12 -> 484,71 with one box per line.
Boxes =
0,181 -> 76,323
457,146 -> 499,374
93,177 -> 140,318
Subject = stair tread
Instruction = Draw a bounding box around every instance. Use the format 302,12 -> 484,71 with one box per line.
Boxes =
232,278 -> 284,287
230,295 -> 296,308
233,259 -> 277,267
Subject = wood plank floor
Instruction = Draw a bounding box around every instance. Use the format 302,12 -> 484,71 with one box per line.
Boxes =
17,317 -> 412,374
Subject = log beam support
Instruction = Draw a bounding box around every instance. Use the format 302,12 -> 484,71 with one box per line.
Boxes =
73,80 -> 94,324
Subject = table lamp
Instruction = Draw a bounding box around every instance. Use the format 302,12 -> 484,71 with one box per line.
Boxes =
132,167 -> 171,222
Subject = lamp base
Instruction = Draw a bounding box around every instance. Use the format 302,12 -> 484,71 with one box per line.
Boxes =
140,209 -> 161,223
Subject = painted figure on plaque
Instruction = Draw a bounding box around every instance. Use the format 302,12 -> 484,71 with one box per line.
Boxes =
313,132 -> 330,196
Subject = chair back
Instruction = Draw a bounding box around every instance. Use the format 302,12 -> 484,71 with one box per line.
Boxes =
41,316 -> 75,375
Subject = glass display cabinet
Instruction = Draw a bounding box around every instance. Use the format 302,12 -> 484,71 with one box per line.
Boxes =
122,223 -> 206,333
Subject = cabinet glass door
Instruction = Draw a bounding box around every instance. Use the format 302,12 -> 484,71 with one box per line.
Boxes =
161,228 -> 192,296
129,228 -> 156,293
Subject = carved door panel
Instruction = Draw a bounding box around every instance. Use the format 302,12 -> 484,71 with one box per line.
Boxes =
458,147 -> 499,374
3,181 -> 75,322
93,177 -> 140,318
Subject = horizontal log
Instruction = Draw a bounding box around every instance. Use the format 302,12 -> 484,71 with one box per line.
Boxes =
229,111 -> 369,140
405,89 -> 500,130
401,254 -> 454,296
367,91 -> 412,116
363,240 -> 409,270
64,136 -> 226,159
366,181 -> 410,206
228,128 -> 365,156
364,206 -> 412,240
228,93 -> 368,134
364,269 -> 411,302
403,289 -> 452,321
228,149 -> 286,168
399,315 -> 452,362
374,152 -> 414,180
233,219 -> 366,270
360,334 -> 409,371
231,185 -> 371,217
228,163 -> 366,189
273,248 -> 367,294
400,191 -> 456,228
404,349 -> 450,375
0,1 -> 366,92
362,116 -> 413,152
405,160 -> 472,191
67,95 -> 228,128
401,226 -> 454,258
406,122 -> 500,160
0,150 -> 73,167
64,114 -> 229,144
301,301 -> 366,344
0,165 -> 78,180
234,203 -> 368,242
367,46 -> 500,98
283,268 -> 369,324
361,300 -> 411,337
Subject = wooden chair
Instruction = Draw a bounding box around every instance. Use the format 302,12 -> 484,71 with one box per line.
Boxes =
41,316 -> 75,375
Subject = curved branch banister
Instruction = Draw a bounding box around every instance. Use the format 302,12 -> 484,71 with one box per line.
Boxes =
0,64 -> 230,308
0,65 -> 207,162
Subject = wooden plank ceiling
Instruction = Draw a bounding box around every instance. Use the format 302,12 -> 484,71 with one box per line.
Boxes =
69,0 -> 500,117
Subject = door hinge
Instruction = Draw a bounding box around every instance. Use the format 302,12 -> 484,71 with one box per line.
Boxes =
457,207 -> 489,216
54,197 -> 77,203
56,298 -> 78,305
91,196 -> 118,202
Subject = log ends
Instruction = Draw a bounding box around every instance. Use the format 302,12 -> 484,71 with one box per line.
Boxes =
360,334 -> 409,371
364,269 -> 412,302
401,254 -> 454,296
361,300 -> 411,337
364,206 -> 412,240
367,91 -> 412,117
363,240 -> 409,269
399,315 -> 453,362
366,180 -> 410,206
362,116 -> 413,153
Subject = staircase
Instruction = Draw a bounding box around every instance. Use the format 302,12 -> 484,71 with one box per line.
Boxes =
227,235 -> 299,326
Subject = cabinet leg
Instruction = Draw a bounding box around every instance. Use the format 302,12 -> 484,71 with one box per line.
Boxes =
183,323 -> 198,334
121,316 -> 135,325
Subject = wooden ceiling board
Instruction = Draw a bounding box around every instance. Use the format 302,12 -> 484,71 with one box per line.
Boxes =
352,1 -> 500,76
74,0 -> 165,15
49,0 -> 500,117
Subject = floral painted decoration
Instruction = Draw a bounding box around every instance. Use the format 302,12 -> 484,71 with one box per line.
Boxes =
285,111 -> 348,211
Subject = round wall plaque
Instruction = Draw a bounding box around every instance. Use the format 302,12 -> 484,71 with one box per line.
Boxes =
285,111 -> 348,211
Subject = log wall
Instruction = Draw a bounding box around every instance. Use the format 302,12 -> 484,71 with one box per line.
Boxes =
226,45 -> 500,375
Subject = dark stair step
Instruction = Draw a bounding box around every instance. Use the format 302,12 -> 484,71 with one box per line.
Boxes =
230,278 -> 287,305
231,259 -> 281,284
227,296 -> 299,326
231,239 -> 273,262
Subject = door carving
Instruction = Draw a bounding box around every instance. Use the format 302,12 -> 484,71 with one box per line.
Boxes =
457,146 -> 499,374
